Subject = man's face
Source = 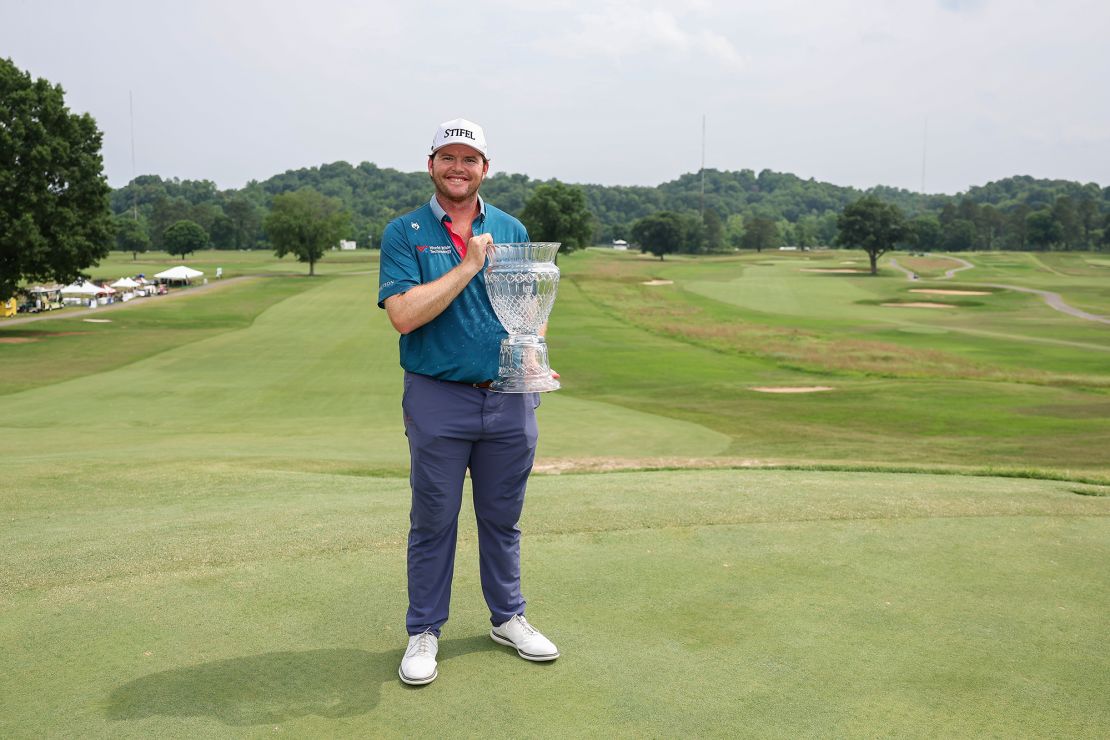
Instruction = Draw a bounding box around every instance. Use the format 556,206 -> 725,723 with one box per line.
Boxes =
428,144 -> 489,205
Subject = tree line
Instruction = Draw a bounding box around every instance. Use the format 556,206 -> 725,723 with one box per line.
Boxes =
4,56 -> 1107,299
108,164 -> 1110,259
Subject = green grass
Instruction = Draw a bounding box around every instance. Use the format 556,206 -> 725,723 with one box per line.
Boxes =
2,467 -> 1107,737
2,248 -> 1108,737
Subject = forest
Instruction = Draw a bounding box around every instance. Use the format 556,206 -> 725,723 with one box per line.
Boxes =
109,162 -> 1110,255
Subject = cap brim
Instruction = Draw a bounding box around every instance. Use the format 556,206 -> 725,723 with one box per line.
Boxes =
430,141 -> 488,158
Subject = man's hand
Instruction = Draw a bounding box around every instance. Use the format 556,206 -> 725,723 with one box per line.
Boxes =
465,233 -> 494,273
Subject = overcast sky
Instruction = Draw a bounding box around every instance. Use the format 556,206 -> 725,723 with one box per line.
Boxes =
3,0 -> 1108,195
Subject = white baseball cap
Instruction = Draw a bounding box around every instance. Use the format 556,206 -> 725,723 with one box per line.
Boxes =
430,118 -> 488,158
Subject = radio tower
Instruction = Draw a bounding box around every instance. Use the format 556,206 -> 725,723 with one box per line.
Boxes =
700,114 -> 706,219
920,116 -> 928,210
129,90 -> 138,220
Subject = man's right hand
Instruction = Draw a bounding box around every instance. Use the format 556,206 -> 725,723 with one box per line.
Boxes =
465,233 -> 495,275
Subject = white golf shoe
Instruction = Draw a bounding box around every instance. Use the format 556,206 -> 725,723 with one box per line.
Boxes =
399,631 -> 438,685
490,614 -> 560,661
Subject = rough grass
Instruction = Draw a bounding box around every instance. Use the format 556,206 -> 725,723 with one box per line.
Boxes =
551,251 -> 1110,477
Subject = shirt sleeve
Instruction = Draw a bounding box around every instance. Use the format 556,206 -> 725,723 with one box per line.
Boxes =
378,219 -> 421,308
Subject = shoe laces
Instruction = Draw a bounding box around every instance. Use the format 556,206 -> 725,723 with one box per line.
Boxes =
513,615 -> 537,636
409,631 -> 435,657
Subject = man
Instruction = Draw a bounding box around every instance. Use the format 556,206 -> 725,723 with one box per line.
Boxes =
378,118 -> 559,686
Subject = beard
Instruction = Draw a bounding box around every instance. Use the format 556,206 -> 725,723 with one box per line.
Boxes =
430,170 -> 484,204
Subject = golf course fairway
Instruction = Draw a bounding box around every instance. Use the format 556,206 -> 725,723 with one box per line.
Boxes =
2,249 -> 1107,737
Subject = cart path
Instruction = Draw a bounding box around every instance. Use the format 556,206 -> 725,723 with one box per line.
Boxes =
0,276 -> 252,327
888,256 -> 1109,324
972,282 -> 1110,324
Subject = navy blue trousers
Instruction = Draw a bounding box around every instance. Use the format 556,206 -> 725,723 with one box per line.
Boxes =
402,371 -> 540,636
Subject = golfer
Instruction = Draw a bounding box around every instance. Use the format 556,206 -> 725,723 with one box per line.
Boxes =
378,118 -> 559,686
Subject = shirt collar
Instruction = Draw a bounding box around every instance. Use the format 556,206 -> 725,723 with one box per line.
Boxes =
429,193 -> 485,223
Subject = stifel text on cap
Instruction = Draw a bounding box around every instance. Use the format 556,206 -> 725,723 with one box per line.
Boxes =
444,128 -> 475,140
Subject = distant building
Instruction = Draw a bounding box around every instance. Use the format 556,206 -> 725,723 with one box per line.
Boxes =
338,239 -> 357,251
612,239 -> 629,250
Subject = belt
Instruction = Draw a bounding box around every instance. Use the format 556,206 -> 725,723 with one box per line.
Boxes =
441,378 -> 493,389
414,372 -> 493,389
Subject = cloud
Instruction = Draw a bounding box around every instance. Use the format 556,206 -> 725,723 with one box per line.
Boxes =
698,29 -> 748,69
537,2 -> 747,71
937,0 -> 987,12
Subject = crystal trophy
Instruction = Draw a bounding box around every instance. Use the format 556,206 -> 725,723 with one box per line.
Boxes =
483,242 -> 561,393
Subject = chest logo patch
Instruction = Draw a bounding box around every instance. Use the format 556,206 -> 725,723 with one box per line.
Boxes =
416,245 -> 453,255
411,222 -> 420,230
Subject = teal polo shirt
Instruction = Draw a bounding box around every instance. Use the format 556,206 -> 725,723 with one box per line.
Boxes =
378,195 -> 529,383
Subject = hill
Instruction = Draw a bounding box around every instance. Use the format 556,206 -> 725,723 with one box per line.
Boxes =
109,165 -> 1110,253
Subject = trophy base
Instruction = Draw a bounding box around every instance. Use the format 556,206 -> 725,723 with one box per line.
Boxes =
488,334 -> 560,394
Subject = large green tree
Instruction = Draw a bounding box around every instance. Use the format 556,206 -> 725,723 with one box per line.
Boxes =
835,196 -> 909,274
0,58 -> 114,300
740,216 -> 779,252
631,211 -> 684,260
520,181 -> 594,257
265,188 -> 349,276
163,219 -> 208,259
114,216 -> 151,260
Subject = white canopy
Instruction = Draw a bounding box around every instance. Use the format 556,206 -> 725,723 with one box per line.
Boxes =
111,277 -> 141,289
61,281 -> 106,295
154,266 -> 204,281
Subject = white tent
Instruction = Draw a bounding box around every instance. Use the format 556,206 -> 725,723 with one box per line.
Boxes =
111,277 -> 141,289
61,281 -> 104,295
61,281 -> 112,306
154,266 -> 204,282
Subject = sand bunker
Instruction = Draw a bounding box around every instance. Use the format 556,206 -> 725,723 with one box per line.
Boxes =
883,302 -> 956,309
800,268 -> 866,273
750,386 -> 834,393
642,279 -> 674,286
0,336 -> 38,344
83,318 -> 112,323
909,289 -> 990,296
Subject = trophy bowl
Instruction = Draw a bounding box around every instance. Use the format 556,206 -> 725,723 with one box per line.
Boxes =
484,242 -> 561,393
